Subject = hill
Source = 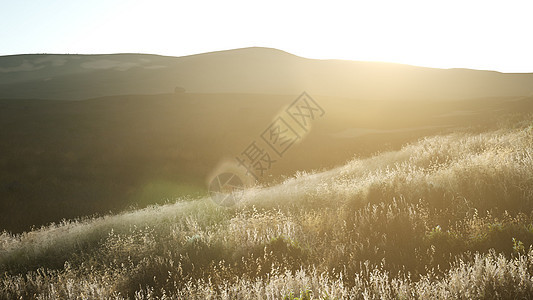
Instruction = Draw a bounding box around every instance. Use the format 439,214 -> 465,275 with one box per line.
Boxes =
2,92 -> 533,232
1,47 -> 533,100
2,118 -> 533,299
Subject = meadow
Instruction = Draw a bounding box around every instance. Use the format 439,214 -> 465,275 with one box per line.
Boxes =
2,114 -> 533,299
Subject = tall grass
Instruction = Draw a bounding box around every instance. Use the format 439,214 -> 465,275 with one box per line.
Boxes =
2,119 -> 533,299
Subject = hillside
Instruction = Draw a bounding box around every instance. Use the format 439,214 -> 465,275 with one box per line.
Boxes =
3,46 -> 533,298
2,92 -> 533,233
1,47 -> 533,100
2,118 -> 533,299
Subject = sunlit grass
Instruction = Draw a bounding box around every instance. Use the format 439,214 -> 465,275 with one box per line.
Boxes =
2,118 -> 533,299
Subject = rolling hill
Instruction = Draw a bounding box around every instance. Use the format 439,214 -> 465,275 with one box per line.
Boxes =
2,91 -> 533,233
3,47 -> 533,298
1,47 -> 533,101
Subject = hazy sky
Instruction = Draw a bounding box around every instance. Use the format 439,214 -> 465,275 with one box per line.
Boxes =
1,0 -> 532,72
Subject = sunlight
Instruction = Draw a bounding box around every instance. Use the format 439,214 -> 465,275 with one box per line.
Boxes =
3,0 -> 531,72
3,1 -> 533,298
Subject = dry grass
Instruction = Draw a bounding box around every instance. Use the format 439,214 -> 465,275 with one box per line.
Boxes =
2,118 -> 533,299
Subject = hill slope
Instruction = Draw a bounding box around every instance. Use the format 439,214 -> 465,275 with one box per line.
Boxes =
1,47 -> 533,100
2,93 -> 533,233
2,119 -> 533,299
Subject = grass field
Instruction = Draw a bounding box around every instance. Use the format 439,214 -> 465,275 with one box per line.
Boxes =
2,115 -> 533,299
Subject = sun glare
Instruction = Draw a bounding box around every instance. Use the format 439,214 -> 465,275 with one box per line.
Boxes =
1,0 -> 531,72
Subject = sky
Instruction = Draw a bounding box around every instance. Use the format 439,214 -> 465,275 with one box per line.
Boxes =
1,0 -> 532,73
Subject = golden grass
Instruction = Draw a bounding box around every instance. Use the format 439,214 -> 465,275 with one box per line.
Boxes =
3,119 -> 533,299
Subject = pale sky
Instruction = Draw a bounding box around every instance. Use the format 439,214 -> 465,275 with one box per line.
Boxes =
1,0 -> 532,73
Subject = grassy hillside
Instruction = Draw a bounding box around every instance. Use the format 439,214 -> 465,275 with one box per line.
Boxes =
2,93 -> 532,233
2,116 -> 533,299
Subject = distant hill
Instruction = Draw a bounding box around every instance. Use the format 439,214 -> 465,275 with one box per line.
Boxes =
1,47 -> 533,100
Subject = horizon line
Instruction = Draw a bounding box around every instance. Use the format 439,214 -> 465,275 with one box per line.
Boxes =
0,46 -> 531,74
